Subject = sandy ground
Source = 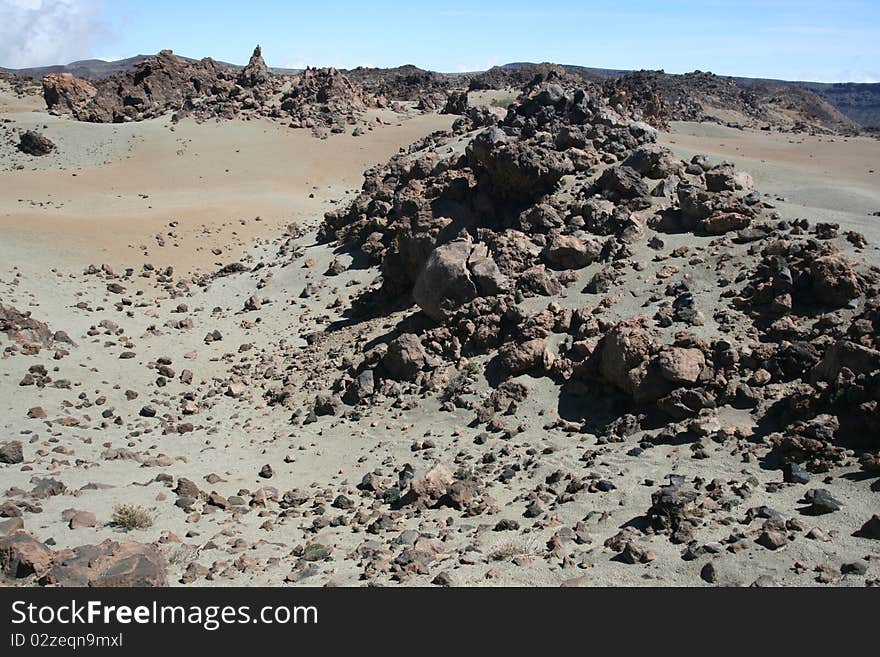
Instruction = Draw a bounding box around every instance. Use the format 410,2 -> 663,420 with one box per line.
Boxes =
660,122 -> 880,236
0,105 -> 454,277
1,88 -> 878,587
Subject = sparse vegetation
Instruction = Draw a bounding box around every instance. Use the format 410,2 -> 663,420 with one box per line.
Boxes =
440,362 -> 481,402
489,93 -> 517,109
488,538 -> 540,562
111,504 -> 153,531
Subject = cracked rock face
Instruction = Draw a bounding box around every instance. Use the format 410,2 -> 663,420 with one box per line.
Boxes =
413,236 -> 508,322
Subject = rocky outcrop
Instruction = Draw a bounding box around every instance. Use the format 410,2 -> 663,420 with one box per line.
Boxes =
280,67 -> 377,136
1,531 -> 167,587
316,70 -> 878,496
413,237 -> 508,322
42,73 -> 97,115
344,64 -> 456,102
600,69 -> 861,134
1,304 -> 55,352
237,45 -> 270,88
41,540 -> 168,587
441,91 -> 468,115
44,50 -> 229,123
40,47 -> 378,136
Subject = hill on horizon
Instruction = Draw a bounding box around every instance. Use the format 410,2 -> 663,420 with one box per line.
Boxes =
2,54 -> 878,128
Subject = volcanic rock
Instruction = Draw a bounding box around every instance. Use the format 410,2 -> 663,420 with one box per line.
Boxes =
17,130 -> 55,156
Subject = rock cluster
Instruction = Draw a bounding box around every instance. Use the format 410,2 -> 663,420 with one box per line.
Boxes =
0,531 -> 166,587
468,63 -> 596,92
319,73 -> 879,488
1,304 -> 70,355
4,51 -> 878,589
43,50 -> 231,123
466,66 -> 859,135
279,67 -> 381,136
346,65 -> 455,101
599,69 -> 860,134
41,47 -> 380,136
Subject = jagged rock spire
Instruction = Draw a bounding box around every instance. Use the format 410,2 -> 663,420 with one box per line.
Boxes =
238,44 -> 269,87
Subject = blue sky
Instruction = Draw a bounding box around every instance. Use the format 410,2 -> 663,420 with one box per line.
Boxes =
1,0 -> 878,82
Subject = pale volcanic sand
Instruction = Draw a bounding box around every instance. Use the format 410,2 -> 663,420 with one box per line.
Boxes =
0,107 -> 454,278
660,122 -> 880,240
0,79 -> 43,114
2,88 -> 880,588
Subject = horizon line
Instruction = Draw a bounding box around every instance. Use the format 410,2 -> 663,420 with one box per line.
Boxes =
1,51 -> 877,86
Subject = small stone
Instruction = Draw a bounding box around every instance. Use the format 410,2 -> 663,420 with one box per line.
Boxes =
332,495 -> 353,510
560,575 -> 591,587
807,527 -> 831,542
700,561 -> 717,583
432,571 -> 456,587
858,515 -> 880,539
750,575 -> 777,587
783,462 -> 811,484
756,530 -> 788,550
0,441 -> 24,464
69,511 -> 96,529
841,561 -> 867,576
807,489 -> 842,515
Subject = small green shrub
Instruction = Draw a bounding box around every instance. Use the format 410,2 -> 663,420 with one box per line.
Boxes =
441,362 -> 482,402
111,504 -> 153,531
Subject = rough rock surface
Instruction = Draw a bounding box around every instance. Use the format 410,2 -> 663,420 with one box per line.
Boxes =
2,53 -> 879,590
41,47 -> 382,137
17,130 -> 55,156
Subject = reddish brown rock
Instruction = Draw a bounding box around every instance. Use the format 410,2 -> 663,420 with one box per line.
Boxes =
810,255 -> 863,306
0,532 -> 53,578
382,334 -> 430,381
596,317 -> 657,393
0,517 -> 25,537
0,304 -> 54,349
543,234 -> 602,270
498,338 -> 546,376
42,73 -> 97,115
41,540 -> 167,587
657,347 -> 705,384
69,511 -> 97,530
237,45 -> 270,87
409,464 -> 455,502
17,130 -> 55,156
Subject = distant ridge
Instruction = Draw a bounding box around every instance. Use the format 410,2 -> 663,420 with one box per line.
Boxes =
0,55 -> 300,80
2,56 -> 878,127
489,63 -> 880,128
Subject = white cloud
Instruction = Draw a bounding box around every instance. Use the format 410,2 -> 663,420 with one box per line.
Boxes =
0,0 -> 109,69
